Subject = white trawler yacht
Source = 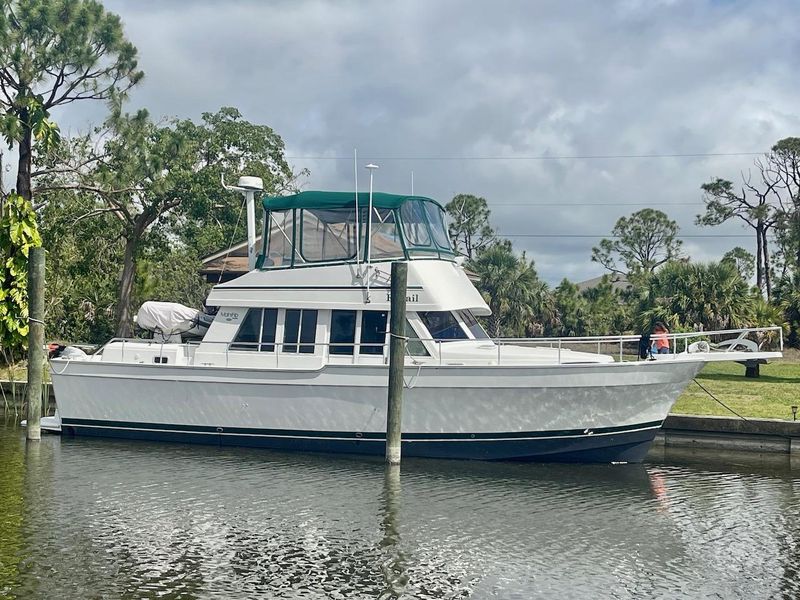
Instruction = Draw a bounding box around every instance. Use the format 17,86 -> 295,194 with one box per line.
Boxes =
48,177 -> 783,462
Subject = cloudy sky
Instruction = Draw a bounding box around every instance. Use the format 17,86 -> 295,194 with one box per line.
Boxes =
56,0 -> 800,284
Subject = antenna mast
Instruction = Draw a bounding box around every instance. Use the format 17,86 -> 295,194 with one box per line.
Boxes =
354,148 -> 360,271
364,163 -> 379,303
221,174 -> 264,271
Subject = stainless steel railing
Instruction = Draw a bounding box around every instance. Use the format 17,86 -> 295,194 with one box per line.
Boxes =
90,326 -> 783,367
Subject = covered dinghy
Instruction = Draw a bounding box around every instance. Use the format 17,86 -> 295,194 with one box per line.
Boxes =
135,301 -> 214,343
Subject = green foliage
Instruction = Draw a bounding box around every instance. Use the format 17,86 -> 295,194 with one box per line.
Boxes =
38,106 -> 297,338
0,0 -> 141,91
0,193 -> 41,360
773,272 -> 800,347
552,279 -> 586,336
551,276 -> 629,336
721,246 -> 756,282
0,94 -> 60,149
591,208 -> 682,276
175,107 -> 298,258
769,138 -> 800,278
134,250 -> 211,311
698,137 -> 800,299
39,190 -> 121,343
445,194 -> 496,259
582,276 -> 629,334
469,242 -> 550,337
0,0 -> 143,200
636,261 -> 754,332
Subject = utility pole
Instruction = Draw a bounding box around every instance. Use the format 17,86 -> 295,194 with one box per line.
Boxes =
25,247 -> 45,441
386,261 -> 408,464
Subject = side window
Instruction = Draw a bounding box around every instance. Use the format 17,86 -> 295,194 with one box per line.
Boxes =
231,309 -> 262,351
260,309 -> 278,351
457,309 -> 489,339
231,309 -> 278,352
283,309 -> 318,354
360,311 -> 388,355
330,310 -> 356,355
419,311 -> 468,341
406,320 -> 430,356
299,310 -> 318,354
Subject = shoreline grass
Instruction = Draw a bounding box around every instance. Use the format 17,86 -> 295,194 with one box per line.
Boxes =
672,358 -> 800,421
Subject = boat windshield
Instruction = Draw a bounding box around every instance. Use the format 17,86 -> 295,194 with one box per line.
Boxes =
260,194 -> 454,269
400,200 -> 452,256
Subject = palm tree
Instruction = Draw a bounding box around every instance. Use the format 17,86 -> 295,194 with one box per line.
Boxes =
774,272 -> 800,347
638,261 -> 754,331
469,243 -> 549,337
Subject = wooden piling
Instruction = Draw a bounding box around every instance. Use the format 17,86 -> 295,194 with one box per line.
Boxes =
25,247 -> 45,441
386,261 -> 408,464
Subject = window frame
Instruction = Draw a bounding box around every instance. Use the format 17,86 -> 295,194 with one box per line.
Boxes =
282,308 -> 319,354
299,207 -> 360,264
359,310 -> 389,355
230,308 -> 279,352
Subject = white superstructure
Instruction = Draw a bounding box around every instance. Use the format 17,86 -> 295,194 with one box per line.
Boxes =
49,185 -> 783,462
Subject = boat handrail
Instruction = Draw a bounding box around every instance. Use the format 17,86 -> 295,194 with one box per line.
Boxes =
91,326 -> 783,367
491,326 -> 784,345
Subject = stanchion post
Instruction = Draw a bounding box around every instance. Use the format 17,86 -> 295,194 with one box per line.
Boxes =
26,246 -> 45,441
386,261 -> 408,464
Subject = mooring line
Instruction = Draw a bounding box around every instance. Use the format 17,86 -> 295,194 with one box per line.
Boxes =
692,378 -> 795,442
692,378 -> 752,423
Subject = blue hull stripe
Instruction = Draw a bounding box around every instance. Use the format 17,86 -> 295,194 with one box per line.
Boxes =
60,418 -> 663,441
59,418 -> 663,463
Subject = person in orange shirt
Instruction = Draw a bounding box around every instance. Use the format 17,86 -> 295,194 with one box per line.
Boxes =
652,322 -> 670,354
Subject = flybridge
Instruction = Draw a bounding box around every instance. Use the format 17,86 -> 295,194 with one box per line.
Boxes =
257,190 -> 456,269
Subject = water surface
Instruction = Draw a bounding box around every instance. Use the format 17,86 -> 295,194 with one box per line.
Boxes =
1,418 -> 798,599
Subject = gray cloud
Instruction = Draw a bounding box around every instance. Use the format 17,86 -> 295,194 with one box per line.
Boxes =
52,0 -> 800,283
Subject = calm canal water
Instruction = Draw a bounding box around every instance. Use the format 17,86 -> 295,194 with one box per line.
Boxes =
1,418 -> 798,599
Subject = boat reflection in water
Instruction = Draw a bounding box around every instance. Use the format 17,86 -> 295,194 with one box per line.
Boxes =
2,426 -> 798,599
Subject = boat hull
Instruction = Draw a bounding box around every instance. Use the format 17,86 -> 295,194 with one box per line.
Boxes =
50,359 -> 704,463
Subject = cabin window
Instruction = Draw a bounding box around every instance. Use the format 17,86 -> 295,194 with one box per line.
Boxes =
300,208 -> 358,262
406,319 -> 430,356
360,310 -> 388,355
283,309 -> 318,353
260,309 -> 278,351
418,311 -> 468,341
457,309 -> 490,339
231,308 -> 278,352
330,310 -> 356,355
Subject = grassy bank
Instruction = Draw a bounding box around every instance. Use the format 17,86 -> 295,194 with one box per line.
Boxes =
672,358 -> 800,420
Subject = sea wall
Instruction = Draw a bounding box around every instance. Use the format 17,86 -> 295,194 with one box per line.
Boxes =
655,414 -> 800,454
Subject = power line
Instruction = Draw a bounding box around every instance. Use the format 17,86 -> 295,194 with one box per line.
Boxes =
286,151 -> 763,161
501,234 -> 751,238
488,202 -> 700,206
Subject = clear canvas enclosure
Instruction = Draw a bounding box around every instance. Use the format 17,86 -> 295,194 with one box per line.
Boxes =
259,192 -> 454,269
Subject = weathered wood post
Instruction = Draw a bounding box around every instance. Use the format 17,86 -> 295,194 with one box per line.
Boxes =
25,246 -> 45,441
386,261 -> 408,464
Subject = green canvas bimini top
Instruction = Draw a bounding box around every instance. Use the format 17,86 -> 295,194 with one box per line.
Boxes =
263,190 -> 444,211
